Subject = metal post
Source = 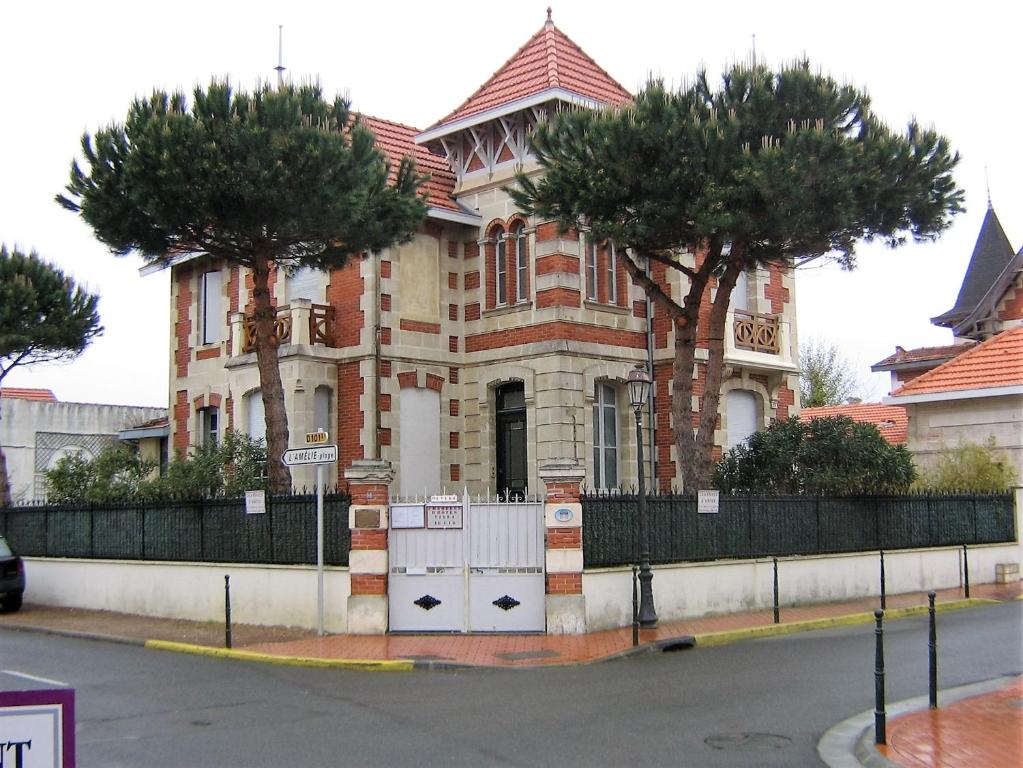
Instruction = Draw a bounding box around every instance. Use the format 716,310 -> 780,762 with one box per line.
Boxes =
962,544 -> 970,598
879,549 -> 886,610
224,574 -> 233,649
316,461 -> 325,637
632,565 -> 639,647
772,557 -> 780,624
634,409 -> 657,628
874,609 -> 886,745
928,591 -> 938,709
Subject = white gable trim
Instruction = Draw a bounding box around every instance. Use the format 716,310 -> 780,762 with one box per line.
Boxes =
885,384 -> 1023,405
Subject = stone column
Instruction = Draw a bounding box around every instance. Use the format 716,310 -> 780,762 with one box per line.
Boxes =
345,459 -> 392,634
539,458 -> 586,634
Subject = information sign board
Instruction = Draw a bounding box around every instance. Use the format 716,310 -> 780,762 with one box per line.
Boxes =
281,445 -> 337,466
698,489 -> 720,514
0,688 -> 75,767
426,500 -> 463,529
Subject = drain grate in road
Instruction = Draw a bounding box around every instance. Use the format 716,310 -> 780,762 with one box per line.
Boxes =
496,649 -> 562,661
704,733 -> 792,751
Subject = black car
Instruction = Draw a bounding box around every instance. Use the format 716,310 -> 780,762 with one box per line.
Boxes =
0,535 -> 25,612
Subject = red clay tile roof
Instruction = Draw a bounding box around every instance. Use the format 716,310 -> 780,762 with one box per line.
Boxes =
891,326 -> 1023,398
799,403 -> 908,445
0,387 -> 57,402
360,115 -> 461,214
432,16 -> 632,128
871,342 -> 975,370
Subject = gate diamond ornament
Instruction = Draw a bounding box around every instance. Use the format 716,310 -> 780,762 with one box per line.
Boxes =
493,595 -> 521,611
414,594 -> 442,611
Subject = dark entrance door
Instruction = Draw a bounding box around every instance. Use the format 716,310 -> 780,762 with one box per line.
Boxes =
495,382 -> 527,499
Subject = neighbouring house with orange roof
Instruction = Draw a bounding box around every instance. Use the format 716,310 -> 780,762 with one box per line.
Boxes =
872,204 -> 1021,392
799,402 -> 908,445
0,389 -> 166,503
885,326 -> 1023,482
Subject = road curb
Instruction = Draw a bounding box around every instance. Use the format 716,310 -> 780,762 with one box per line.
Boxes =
693,599 -> 994,648
144,639 -> 414,671
0,623 -> 147,647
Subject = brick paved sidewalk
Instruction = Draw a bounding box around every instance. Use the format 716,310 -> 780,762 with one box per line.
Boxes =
2,581 -> 1018,669
876,677 -> 1023,768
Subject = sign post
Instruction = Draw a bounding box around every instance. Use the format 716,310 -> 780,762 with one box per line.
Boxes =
282,434 -> 337,637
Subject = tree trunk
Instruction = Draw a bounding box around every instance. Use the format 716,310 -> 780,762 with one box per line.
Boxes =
251,253 -> 293,493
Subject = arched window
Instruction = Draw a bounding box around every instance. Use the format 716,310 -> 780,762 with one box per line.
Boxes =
494,226 -> 507,306
512,222 -> 528,302
593,382 -> 618,489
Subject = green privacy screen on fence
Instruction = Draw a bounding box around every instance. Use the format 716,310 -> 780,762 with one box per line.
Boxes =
581,492 -> 1016,568
0,493 -> 352,566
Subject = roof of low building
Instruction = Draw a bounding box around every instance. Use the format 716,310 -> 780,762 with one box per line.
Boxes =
890,326 -> 1023,398
799,403 -> 908,444
0,387 -> 57,402
871,342 -> 975,371
428,11 -> 632,130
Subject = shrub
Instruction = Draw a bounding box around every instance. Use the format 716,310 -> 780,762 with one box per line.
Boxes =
912,439 -> 1016,492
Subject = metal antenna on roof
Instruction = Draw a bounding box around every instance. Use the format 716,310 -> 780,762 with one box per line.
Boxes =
274,25 -> 286,88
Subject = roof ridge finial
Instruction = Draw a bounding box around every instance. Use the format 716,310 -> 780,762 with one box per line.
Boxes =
985,163 -> 992,209
546,6 -> 553,25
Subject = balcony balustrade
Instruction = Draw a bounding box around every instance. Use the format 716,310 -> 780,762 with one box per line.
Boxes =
234,300 -> 335,355
732,310 -> 779,354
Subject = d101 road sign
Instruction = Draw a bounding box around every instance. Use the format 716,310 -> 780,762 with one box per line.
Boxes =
281,445 -> 338,466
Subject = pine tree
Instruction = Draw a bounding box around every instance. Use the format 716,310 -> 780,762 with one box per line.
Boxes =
58,80 -> 428,492
512,61 -> 963,492
0,246 -> 102,505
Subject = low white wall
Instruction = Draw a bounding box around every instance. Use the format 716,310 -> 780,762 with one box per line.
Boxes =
23,559 -> 351,634
583,542 -> 1020,632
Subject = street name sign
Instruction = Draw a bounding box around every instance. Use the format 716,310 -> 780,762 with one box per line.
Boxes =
305,430 -> 328,445
281,445 -> 337,466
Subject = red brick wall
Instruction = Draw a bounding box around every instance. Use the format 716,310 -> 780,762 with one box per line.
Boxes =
174,266 -> 192,378
765,263 -> 790,313
466,322 -> 646,353
337,361 -> 365,470
653,361 -> 675,490
536,287 -> 581,309
173,390 -> 189,456
329,260 -> 364,348
546,573 -> 582,594
547,528 -> 582,548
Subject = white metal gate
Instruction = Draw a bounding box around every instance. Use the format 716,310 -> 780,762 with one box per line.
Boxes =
389,493 -> 545,632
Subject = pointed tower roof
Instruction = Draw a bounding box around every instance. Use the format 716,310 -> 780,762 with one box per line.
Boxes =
417,10 -> 631,144
932,204 -> 1016,328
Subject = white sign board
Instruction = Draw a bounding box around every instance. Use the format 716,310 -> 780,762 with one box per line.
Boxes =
391,503 -> 426,529
245,490 -> 266,515
0,688 -> 75,767
426,502 -> 463,529
698,490 -> 720,514
281,445 -> 338,466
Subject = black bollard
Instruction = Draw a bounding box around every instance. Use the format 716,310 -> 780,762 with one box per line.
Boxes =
879,549 -> 886,610
928,592 -> 937,709
962,544 -> 970,598
632,565 -> 639,647
773,557 -> 780,624
225,574 -> 233,649
874,609 -> 886,745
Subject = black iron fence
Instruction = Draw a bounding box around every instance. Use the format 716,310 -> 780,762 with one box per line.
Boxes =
0,493 -> 352,566
582,492 -> 1017,568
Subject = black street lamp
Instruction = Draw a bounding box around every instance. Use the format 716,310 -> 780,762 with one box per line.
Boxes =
627,362 -> 657,628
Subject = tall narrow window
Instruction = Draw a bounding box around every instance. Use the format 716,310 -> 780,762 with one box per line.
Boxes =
199,406 -> 220,447
314,385 -> 332,434
495,227 -> 507,306
585,237 -> 598,301
200,271 -> 223,345
731,269 -> 750,312
592,383 -> 618,489
513,223 -> 528,302
246,390 -> 266,444
605,242 -> 617,304
726,390 -> 759,450
287,266 -> 322,303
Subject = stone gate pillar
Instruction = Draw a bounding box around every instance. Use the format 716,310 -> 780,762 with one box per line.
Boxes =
539,458 -> 587,634
345,459 -> 392,634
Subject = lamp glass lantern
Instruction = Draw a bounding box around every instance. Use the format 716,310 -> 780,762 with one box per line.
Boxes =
627,364 -> 651,410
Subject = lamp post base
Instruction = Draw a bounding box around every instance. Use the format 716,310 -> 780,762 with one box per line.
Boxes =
638,565 -> 658,628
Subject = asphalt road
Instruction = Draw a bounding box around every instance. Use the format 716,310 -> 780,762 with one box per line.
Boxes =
1,601 -> 1020,767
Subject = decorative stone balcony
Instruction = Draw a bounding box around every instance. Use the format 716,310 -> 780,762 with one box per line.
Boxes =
724,309 -> 797,374
231,299 -> 335,356
732,310 -> 779,354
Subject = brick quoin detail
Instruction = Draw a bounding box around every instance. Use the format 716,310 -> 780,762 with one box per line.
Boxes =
350,529 -> 388,550
350,482 -> 388,505
546,573 -> 582,594
425,373 -> 445,392
544,481 -> 581,503
175,267 -> 192,378
227,266 -> 239,350
379,393 -> 391,412
448,367 -> 459,384
466,322 -> 645,353
380,293 -> 391,312
535,253 -> 580,275
547,528 -> 582,548
399,319 -> 441,335
380,327 -> 392,345
225,395 -> 234,431
449,336 -> 459,352
536,287 -> 581,309
449,399 -> 459,416
448,272 -> 458,290
380,360 -> 392,378
196,347 -> 221,361
465,271 -> 480,290
535,222 -> 578,243
465,303 -> 481,321
633,300 -> 647,318
350,574 -> 387,595
775,386 -> 795,421
448,303 -> 458,321
328,260 -> 364,348
450,464 -> 461,482
397,371 -> 418,389
765,263 -> 791,314
378,428 -> 391,446
449,432 -> 459,449
173,390 -> 189,455
338,361 -> 365,471
380,260 -> 391,279
448,241 -> 459,259
654,361 -> 676,491
651,261 -> 671,350
464,242 -> 479,261
998,280 -> 1023,320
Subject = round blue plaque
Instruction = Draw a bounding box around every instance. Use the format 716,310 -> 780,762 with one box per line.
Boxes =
554,507 -> 574,523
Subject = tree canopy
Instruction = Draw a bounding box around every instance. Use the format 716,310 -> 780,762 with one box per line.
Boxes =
800,337 -> 866,407
0,245 -> 102,505
714,415 -> 916,495
58,80 -> 428,491
512,61 -> 963,491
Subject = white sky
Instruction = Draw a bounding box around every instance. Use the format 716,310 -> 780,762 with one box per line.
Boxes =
1,1 -> 1018,407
